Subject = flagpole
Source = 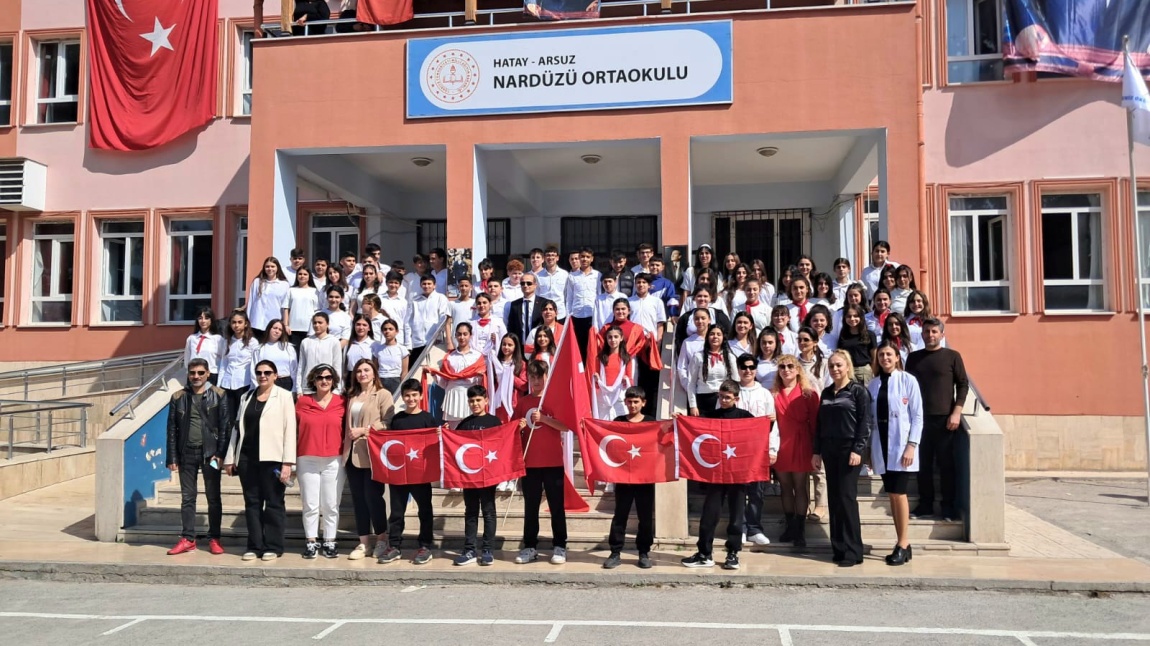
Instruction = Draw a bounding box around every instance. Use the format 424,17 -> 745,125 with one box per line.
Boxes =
1124,35 -> 1150,507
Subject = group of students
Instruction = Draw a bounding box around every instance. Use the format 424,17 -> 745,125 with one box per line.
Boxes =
170,238 -> 969,569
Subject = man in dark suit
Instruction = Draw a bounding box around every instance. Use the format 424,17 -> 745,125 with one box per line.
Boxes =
506,274 -> 556,345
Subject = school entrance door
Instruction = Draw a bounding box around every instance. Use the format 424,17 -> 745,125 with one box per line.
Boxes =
712,209 -> 811,285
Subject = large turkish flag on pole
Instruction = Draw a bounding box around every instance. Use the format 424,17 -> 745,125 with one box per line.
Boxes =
580,419 -> 677,485
440,421 -> 527,489
366,427 -> 443,486
87,0 -> 219,151
676,415 -> 772,484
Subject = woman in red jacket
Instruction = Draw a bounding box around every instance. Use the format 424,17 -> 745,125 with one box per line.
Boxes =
770,353 -> 820,548
295,364 -> 347,560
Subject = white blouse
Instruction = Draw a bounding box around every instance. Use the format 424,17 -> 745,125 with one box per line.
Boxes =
373,342 -> 410,379
253,342 -> 297,380
219,337 -> 260,390
246,278 -> 290,330
184,332 -> 225,374
470,316 -> 507,356
685,350 -> 736,408
344,337 -> 376,373
283,287 -> 320,334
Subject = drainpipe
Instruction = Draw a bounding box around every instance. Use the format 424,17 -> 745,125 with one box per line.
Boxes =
916,0 -> 929,291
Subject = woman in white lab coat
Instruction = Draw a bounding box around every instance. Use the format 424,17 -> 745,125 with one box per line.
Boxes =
867,342 -> 923,567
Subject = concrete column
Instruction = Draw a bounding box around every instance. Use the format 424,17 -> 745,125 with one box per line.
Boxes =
837,198 -> 856,266
247,150 -> 298,277
655,135 -> 690,540
446,143 -> 475,249
471,149 -> 489,268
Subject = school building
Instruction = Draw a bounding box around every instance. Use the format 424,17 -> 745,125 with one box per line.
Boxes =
0,0 -> 1144,471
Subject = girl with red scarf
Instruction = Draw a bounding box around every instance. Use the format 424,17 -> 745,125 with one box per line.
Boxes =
431,322 -> 486,426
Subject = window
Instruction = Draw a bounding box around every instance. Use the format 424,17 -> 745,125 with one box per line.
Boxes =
36,40 -> 80,124
1135,192 -> 1150,309
31,221 -> 74,324
1041,194 -> 1104,311
239,30 -> 253,116
0,42 -> 13,125
235,216 -> 248,308
100,221 -> 145,323
864,197 -> 880,263
415,218 -> 512,269
949,196 -> 1011,312
946,0 -> 1003,84
562,216 -> 659,274
168,220 -> 214,322
712,210 -> 810,284
311,214 -> 360,265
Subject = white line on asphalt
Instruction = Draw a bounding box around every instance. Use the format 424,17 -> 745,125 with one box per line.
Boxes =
102,618 -> 146,635
312,621 -> 345,640
1016,637 -> 1040,646
3,612 -> 1150,642
544,623 -> 564,643
778,627 -> 794,646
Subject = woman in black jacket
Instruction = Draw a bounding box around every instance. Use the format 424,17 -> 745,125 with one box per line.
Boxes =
813,349 -> 873,567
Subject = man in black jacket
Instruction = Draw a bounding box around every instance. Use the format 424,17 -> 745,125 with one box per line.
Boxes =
505,274 -> 555,345
166,358 -> 233,556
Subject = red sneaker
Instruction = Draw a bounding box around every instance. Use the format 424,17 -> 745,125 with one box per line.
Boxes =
167,537 -> 197,555
208,539 -> 225,555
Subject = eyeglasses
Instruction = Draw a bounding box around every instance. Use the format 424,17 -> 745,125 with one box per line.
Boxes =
255,370 -> 276,377
315,375 -> 334,381
739,366 -> 756,371
188,370 -> 208,376
798,338 -> 813,344
777,365 -> 797,371
521,281 -> 535,286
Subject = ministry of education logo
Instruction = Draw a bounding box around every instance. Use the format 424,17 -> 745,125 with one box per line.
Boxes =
425,49 -> 481,104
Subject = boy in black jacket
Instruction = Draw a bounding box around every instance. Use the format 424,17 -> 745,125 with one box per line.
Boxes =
453,385 -> 502,567
378,379 -> 440,566
603,386 -> 656,570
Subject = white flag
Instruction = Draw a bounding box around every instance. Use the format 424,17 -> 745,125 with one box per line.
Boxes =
1122,51 -> 1150,147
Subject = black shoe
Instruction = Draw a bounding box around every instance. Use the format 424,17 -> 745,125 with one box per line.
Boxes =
838,558 -> 863,567
602,552 -> 622,569
302,542 -> 319,560
832,551 -> 845,563
723,551 -> 740,570
886,545 -> 912,566
321,542 -> 338,559
941,508 -> 960,522
681,552 -> 714,568
792,520 -> 807,550
909,506 -> 933,520
779,513 -> 796,542
637,553 -> 653,569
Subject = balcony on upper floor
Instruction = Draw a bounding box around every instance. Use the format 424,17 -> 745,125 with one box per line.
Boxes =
261,0 -> 902,34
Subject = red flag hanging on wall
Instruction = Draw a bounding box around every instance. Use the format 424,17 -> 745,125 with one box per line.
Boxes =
357,0 -> 414,27
366,427 -> 442,486
86,0 -> 219,151
675,415 -> 772,484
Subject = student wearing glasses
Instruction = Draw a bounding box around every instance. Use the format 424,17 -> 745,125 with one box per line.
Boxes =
223,359 -> 296,562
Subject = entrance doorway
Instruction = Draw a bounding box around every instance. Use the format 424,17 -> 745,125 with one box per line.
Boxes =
712,209 -> 811,285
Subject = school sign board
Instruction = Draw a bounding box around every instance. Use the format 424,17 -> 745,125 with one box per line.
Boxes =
406,21 -> 733,119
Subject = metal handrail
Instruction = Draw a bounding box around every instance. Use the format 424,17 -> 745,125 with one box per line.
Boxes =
1,399 -> 92,460
0,350 -> 182,401
968,377 -> 990,413
391,318 -> 450,402
0,350 -> 179,381
107,355 -> 186,420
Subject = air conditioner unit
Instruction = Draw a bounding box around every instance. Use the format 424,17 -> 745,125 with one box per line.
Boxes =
0,158 -> 47,212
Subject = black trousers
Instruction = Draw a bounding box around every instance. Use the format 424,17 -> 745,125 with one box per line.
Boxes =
236,458 -> 287,555
609,483 -> 655,554
696,482 -> 746,556
274,376 -> 293,392
572,316 -> 593,360
522,466 -> 567,549
637,362 -> 660,416
744,480 -> 768,536
380,377 -> 401,395
918,414 -> 956,513
411,346 -> 426,363
389,483 -> 435,549
178,446 -> 222,540
345,460 -> 387,537
223,387 -> 248,423
695,392 -> 719,417
463,486 -> 497,552
821,440 -> 863,561
289,331 -> 307,353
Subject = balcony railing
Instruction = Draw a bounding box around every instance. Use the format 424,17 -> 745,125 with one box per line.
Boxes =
261,0 -> 897,36
1,399 -> 91,460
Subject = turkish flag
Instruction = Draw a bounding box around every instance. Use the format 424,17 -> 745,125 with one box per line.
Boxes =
366,427 -> 442,486
357,0 -> 414,27
440,421 -> 527,489
539,319 -> 593,434
676,415 -> 772,484
86,0 -> 218,151
580,419 -> 677,485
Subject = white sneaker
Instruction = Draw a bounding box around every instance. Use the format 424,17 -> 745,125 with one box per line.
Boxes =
603,483 -> 615,494
748,533 -> 771,546
348,544 -> 367,560
261,552 -> 278,562
449,488 -> 463,493
550,547 -> 567,564
742,533 -> 749,545
241,551 -> 258,561
515,547 -> 538,564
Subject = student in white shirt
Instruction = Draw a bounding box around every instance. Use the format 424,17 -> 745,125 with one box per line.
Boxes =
312,258 -> 330,292
486,280 -> 511,322
592,273 -> 626,330
754,327 -> 782,390
737,278 -> 773,334
246,257 -> 291,341
805,304 -> 839,354
866,289 -> 894,343
439,322 -> 484,424
253,319 -> 298,392
184,307 -> 225,384
676,307 -> 712,392
774,265 -> 795,308
891,264 -> 917,314
344,315 -> 377,383
283,267 -> 321,351
502,258 -> 527,303
566,246 -> 600,357
882,312 -> 913,365
734,352 -> 779,547
283,248 -> 307,286
535,246 -> 570,321
770,305 -> 799,356
355,264 -> 385,315
408,274 -> 452,359
315,286 -> 353,348
686,324 -> 737,417
372,318 -> 410,393
359,293 -> 387,341
337,251 -> 360,292
428,248 -> 449,295
721,263 -> 750,314
680,243 -> 722,305
861,240 -> 899,299
831,257 -> 863,304
220,310 -> 261,415
749,259 -> 776,304
322,265 -> 356,310
378,271 -> 411,347
630,243 -> 655,277
628,274 -> 668,337
470,294 -> 507,357
796,326 -> 830,389
450,276 -> 477,331
297,313 -> 344,394
811,272 -> 840,312
833,284 -> 870,335
728,311 -> 757,357
402,254 -> 427,302
526,301 -> 562,357
786,277 -> 815,333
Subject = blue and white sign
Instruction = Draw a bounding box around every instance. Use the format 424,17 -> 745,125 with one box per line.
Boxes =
406,21 -> 733,119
